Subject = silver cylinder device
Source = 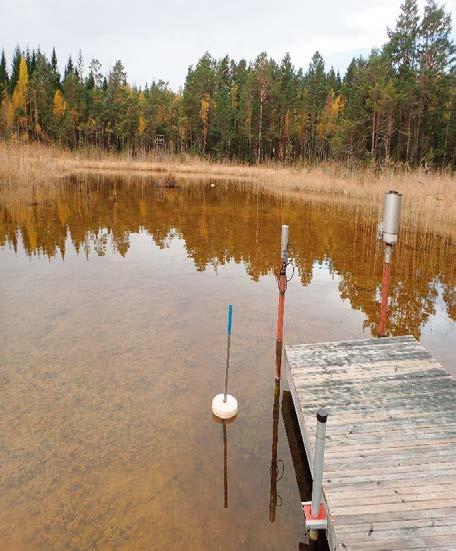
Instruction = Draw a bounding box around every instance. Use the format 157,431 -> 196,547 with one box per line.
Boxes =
281,225 -> 289,263
382,191 -> 402,245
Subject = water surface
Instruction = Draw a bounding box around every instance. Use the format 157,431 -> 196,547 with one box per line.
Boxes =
1,175 -> 454,550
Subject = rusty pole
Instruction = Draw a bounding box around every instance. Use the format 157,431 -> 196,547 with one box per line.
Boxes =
275,225 -> 289,380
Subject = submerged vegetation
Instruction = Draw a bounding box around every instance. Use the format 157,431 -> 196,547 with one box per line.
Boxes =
0,0 -> 454,167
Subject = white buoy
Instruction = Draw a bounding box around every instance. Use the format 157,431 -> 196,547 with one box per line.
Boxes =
212,394 -> 238,419
212,304 -> 238,419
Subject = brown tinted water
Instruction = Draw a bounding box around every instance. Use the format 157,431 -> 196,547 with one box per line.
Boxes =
0,175 -> 455,550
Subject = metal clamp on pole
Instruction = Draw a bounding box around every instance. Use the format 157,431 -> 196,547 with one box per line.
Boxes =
302,409 -> 328,532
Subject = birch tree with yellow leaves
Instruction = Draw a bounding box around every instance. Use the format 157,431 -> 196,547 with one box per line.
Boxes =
11,57 -> 28,135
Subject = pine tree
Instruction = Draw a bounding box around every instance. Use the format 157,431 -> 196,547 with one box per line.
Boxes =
416,0 -> 455,164
51,47 -> 61,89
387,0 -> 419,75
25,48 -> 32,73
51,48 -> 58,72
182,52 -> 216,152
30,49 -> 37,74
64,55 -> 74,79
28,51 -> 57,138
9,46 -> 22,95
419,0 -> 454,76
109,60 -> 127,88
305,51 -> 328,159
0,50 -> 8,98
77,50 -> 84,81
212,55 -> 233,156
88,59 -> 103,88
386,0 -> 419,162
253,52 -> 271,162
86,71 -> 95,90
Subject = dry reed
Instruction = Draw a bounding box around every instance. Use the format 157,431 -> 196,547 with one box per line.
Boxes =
1,141 -> 455,240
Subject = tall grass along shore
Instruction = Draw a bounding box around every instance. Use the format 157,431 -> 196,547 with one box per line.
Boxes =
1,141 -> 455,242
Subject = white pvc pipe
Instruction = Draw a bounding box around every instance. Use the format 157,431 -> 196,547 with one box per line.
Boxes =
281,225 -> 289,262
311,408 -> 328,517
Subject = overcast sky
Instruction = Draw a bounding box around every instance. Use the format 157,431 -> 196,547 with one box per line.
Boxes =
2,0 -> 455,90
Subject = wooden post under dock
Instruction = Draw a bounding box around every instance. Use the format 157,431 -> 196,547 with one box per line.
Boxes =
285,335 -> 456,550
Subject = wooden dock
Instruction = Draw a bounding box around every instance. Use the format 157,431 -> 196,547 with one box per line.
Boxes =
285,335 -> 456,551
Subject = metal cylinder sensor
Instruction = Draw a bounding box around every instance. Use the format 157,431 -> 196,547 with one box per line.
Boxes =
382,191 -> 402,244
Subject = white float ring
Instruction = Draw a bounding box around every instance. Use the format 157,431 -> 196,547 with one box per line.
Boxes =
212,394 -> 238,419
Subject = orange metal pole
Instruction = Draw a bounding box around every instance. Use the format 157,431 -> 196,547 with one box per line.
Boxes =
378,245 -> 392,337
275,262 -> 287,380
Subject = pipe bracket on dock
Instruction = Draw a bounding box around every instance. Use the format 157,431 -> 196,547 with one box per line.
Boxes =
301,502 -> 327,531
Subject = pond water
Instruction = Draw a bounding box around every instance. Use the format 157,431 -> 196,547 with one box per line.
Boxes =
1,175 -> 455,550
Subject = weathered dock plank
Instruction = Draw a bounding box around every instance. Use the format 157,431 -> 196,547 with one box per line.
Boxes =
285,335 -> 456,551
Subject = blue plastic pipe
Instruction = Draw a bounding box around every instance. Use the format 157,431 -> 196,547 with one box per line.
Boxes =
227,304 -> 233,336
224,305 -> 233,402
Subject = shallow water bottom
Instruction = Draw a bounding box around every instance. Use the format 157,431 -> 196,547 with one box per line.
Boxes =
0,175 -> 454,549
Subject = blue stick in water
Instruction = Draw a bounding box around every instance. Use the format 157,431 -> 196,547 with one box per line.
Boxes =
226,304 -> 233,336
224,305 -> 233,402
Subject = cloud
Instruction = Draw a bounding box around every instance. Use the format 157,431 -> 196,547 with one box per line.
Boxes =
2,0 -> 455,90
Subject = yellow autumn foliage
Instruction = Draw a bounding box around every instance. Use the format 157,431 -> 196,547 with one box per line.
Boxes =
317,89 -> 344,140
200,93 -> 210,149
200,93 -> 210,126
1,91 -> 14,131
12,60 -> 27,107
138,115 -> 145,136
12,58 -> 28,128
53,90 -> 66,121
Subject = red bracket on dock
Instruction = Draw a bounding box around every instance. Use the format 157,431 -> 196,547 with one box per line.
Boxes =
301,502 -> 328,531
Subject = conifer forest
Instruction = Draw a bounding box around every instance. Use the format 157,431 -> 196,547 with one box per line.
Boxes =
0,0 -> 454,167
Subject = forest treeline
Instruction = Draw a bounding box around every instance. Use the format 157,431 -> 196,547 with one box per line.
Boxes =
0,0 -> 454,167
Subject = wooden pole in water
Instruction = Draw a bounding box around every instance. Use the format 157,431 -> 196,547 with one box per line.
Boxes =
275,225 -> 289,380
269,379 -> 281,522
